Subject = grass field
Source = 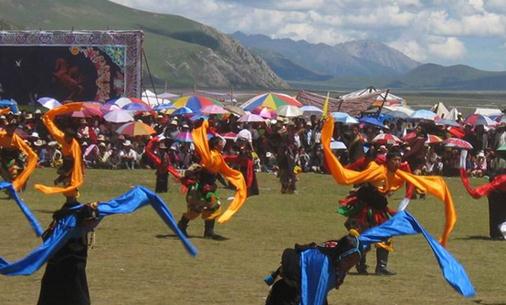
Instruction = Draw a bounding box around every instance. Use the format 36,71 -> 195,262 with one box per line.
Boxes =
0,169 -> 505,305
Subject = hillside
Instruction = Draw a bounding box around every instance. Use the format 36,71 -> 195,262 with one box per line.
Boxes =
385,63 -> 506,90
0,0 -> 289,89
231,32 -> 420,79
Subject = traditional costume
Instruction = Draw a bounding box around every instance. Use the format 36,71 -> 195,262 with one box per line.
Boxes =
0,119 -> 38,192
223,138 -> 259,197
459,150 -> 506,239
264,210 -> 475,305
34,103 -> 84,198
177,120 -> 246,238
322,116 -> 457,274
0,186 -> 197,305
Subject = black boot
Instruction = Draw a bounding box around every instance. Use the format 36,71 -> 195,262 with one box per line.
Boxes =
375,247 -> 396,276
356,254 -> 368,275
204,219 -> 225,240
177,215 -> 190,237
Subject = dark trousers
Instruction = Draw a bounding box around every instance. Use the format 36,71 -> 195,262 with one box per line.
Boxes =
488,190 -> 506,239
155,172 -> 168,193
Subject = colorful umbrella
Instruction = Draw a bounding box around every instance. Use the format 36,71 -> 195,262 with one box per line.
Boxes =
116,121 -> 156,136
37,97 -> 61,110
332,112 -> 359,124
172,95 -> 224,113
426,134 -> 443,144
464,114 -> 496,126
106,97 -> 149,108
372,133 -> 402,145
104,110 -> 134,123
238,113 -> 266,122
122,103 -> 152,112
176,131 -> 193,143
443,138 -> 473,150
276,105 -> 303,117
201,105 -> 228,114
411,109 -> 438,121
190,114 -> 208,121
241,92 -> 302,111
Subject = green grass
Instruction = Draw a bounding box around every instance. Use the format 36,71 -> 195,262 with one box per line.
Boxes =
0,169 -> 505,304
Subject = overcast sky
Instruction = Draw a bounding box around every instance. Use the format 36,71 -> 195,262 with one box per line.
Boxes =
111,0 -> 506,71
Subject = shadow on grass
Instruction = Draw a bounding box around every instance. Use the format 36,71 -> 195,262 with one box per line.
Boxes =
33,209 -> 56,214
473,300 -> 506,305
155,233 -> 229,241
456,235 -> 505,241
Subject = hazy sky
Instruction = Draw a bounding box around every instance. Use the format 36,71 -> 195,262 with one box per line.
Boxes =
111,0 -> 506,71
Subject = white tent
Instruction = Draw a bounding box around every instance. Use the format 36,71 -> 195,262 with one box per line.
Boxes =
432,102 -> 450,119
340,87 -> 405,107
474,107 -> 502,116
141,90 -> 172,106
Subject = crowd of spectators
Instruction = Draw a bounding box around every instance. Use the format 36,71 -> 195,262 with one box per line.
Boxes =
1,106 -> 506,180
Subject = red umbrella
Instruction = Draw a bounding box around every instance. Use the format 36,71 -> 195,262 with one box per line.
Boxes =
464,114 -> 496,126
372,133 -> 402,145
426,134 -> 443,144
443,138 -> 473,150
402,131 -> 416,142
448,127 -> 465,138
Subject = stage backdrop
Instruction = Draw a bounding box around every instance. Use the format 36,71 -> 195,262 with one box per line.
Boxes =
0,30 -> 143,104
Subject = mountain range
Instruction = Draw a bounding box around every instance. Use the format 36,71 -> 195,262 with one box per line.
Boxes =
232,32 -> 506,91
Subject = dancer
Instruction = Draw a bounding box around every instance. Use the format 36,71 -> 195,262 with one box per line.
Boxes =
0,117 -> 38,191
177,120 -> 246,239
224,136 -> 259,197
34,103 -> 84,198
321,116 -> 457,275
0,186 -> 196,305
459,150 -> 506,240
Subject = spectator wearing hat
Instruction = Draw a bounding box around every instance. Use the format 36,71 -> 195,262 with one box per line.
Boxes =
120,140 -> 138,170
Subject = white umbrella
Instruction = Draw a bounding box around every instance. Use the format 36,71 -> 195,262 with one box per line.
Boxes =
201,105 -> 229,114
331,112 -> 359,124
277,105 -> 303,117
104,109 -> 134,123
411,109 -> 438,121
330,140 -> 347,150
37,97 -> 61,110
300,105 -> 322,114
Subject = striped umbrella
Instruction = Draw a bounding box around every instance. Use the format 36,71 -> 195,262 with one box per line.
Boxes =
252,107 -> 277,119
172,95 -> 224,113
116,121 -> 156,136
173,106 -> 194,115
443,138 -> 473,150
104,109 -> 134,123
277,105 -> 303,117
241,92 -> 302,111
426,134 -> 443,144
464,114 -> 496,126
372,133 -> 402,145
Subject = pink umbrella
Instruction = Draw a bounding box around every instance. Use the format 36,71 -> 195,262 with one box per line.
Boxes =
443,138 -> 473,150
372,133 -> 402,145
201,104 -> 229,114
238,113 -> 266,122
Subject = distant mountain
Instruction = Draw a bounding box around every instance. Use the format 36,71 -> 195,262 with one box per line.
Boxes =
385,63 -> 506,90
0,0 -> 288,89
231,32 -> 420,80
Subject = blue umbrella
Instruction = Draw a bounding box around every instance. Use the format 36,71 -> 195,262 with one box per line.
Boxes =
173,106 -> 194,115
122,103 -> 151,112
331,112 -> 359,124
359,116 -> 386,128
190,114 -> 208,121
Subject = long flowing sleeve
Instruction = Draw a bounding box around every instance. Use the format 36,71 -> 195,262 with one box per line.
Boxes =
322,117 -> 384,185
459,168 -> 506,199
34,103 -> 84,196
145,137 -> 162,167
395,170 -> 456,247
0,108 -> 10,115
192,121 -> 247,223
10,134 -> 38,191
